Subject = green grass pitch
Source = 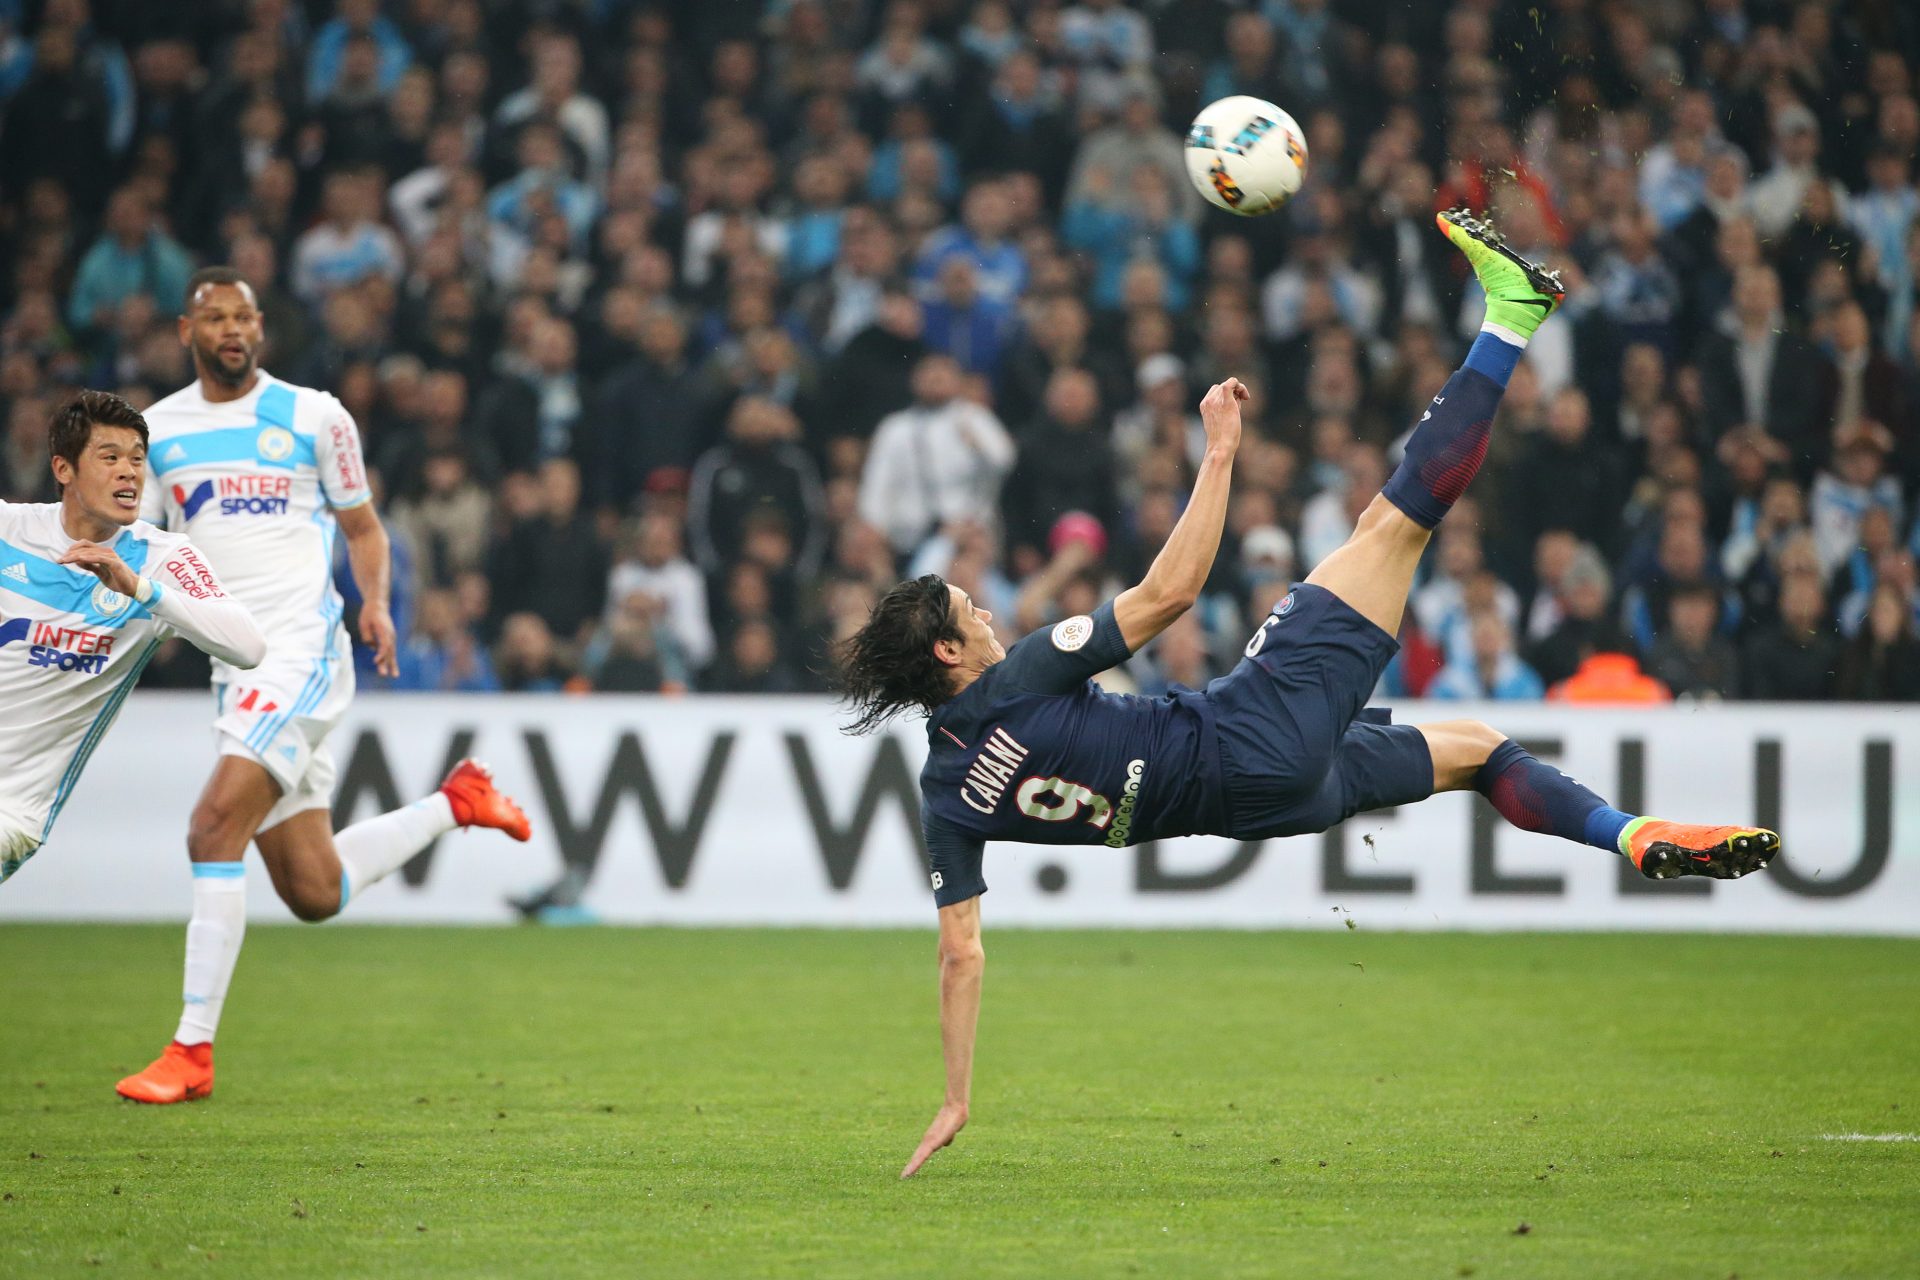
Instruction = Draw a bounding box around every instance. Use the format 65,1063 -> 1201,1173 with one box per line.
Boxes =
2,925 -> 1915,1278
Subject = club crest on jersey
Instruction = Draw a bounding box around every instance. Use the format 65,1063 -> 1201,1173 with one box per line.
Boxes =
91,583 -> 132,619
257,426 -> 296,463
1051,615 -> 1094,651
1276,591 -> 1297,617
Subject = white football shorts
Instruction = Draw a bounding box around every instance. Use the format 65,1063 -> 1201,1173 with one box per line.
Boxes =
212,649 -> 356,831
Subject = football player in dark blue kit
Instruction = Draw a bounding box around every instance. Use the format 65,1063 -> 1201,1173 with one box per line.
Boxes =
840,211 -> 1782,1179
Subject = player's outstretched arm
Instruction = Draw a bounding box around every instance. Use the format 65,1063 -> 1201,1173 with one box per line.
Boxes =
336,502 -> 398,678
1113,378 -> 1247,650
59,540 -> 265,668
902,896 -> 984,1179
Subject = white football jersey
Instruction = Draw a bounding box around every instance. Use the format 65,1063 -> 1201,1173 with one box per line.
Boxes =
141,371 -> 371,682
0,501 -> 259,862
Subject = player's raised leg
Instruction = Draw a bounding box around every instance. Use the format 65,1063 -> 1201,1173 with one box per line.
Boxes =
1416,719 -> 1779,880
1303,209 -> 1564,636
114,757 -> 529,1104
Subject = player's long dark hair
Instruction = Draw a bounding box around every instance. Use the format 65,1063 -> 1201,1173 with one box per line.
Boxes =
837,574 -> 962,735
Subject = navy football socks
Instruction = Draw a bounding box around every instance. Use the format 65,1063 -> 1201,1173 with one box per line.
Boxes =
1474,739 -> 1635,854
1379,330 -> 1521,529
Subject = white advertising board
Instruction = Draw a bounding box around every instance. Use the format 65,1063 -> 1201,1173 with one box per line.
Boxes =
1,694 -> 1912,933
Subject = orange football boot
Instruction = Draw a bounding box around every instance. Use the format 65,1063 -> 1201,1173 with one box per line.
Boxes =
441,759 -> 532,842
1620,818 -> 1779,881
116,1040 -> 213,1104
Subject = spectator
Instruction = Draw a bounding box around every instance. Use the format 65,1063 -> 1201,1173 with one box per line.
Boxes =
396,587 -> 499,693
822,284 -> 928,440
1065,80 -> 1194,224
688,396 -> 827,577
1742,572 -> 1839,700
389,448 -> 492,591
959,50 -> 1074,203
291,168 -> 405,308
1413,526 -> 1520,666
66,188 -> 193,341
308,0 -> 411,102
1507,387 -> 1623,557
1428,611 -> 1546,700
1582,205 -> 1682,353
476,316 -> 584,473
1300,443 -> 1386,571
1063,161 -> 1200,313
486,121 -> 598,255
1696,264 -> 1824,455
858,354 -> 1015,558
1059,0 -> 1153,111
1810,438 -> 1904,577
493,31 -> 609,188
588,308 -> 704,509
494,612 -> 569,693
915,179 -> 1027,307
919,257 -> 1019,379
1643,582 -> 1741,701
1747,103 -> 1840,239
1835,583 -> 1920,701
1133,610 -> 1213,696
706,618 -> 805,693
581,591 -> 679,693
0,26 -> 115,215
1004,368 -> 1120,555
1528,547 -> 1634,687
606,512 -> 715,674
489,458 -> 608,643
1818,302 -> 1907,453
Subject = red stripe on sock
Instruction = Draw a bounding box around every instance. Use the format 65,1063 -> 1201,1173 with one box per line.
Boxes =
1419,419 -> 1492,507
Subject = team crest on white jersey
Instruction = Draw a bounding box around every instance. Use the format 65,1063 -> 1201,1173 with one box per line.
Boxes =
258,427 -> 296,462
91,583 -> 130,618
1051,615 -> 1094,651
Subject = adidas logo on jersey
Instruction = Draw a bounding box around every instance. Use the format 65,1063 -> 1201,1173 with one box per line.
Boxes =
163,443 -> 186,463
1,562 -> 27,584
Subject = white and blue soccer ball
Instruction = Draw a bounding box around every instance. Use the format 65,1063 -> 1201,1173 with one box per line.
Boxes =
1183,96 -> 1308,217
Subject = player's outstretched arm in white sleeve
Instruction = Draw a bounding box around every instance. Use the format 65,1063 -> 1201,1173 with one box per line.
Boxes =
60,538 -> 266,669
141,542 -> 266,669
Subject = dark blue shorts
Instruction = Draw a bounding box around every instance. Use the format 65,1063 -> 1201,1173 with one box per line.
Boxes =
1204,583 -> 1435,840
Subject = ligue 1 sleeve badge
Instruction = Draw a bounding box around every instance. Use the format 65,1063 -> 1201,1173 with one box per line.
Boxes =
1051,615 -> 1094,652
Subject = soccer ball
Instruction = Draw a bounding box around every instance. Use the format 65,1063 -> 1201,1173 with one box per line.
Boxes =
1183,96 -> 1308,217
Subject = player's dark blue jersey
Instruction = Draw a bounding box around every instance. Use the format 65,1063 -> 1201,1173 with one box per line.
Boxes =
919,601 -> 1227,908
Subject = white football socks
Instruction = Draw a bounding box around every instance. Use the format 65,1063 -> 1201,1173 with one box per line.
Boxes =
176,865 -> 247,1046
335,792 -> 457,910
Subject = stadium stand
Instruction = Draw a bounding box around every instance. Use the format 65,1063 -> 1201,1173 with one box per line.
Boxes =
0,0 -> 1916,702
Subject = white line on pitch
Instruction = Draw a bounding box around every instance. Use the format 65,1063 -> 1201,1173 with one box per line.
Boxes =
1817,1133 -> 1920,1142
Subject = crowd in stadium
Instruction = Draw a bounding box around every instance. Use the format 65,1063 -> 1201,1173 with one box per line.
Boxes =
1,0 -> 1917,702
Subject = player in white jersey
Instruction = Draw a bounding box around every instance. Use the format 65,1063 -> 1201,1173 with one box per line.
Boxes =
0,392 -> 267,879
115,268 -> 533,1106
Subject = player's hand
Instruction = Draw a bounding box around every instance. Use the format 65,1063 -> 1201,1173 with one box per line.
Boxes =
901,1101 -> 967,1179
359,599 -> 399,678
1198,378 -> 1248,457
57,542 -> 142,599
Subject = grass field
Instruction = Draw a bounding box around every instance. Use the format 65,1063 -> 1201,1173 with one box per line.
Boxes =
1,925 -> 1915,1278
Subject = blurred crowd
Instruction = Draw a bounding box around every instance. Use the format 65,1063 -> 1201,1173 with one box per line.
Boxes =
2,0 -> 1918,702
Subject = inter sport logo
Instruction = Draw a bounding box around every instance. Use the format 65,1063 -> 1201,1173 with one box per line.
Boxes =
175,475 -> 292,518
0,611 -> 115,674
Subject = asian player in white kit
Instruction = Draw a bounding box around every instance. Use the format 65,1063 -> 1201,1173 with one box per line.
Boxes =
0,392 -> 266,880
115,269 -> 533,1105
